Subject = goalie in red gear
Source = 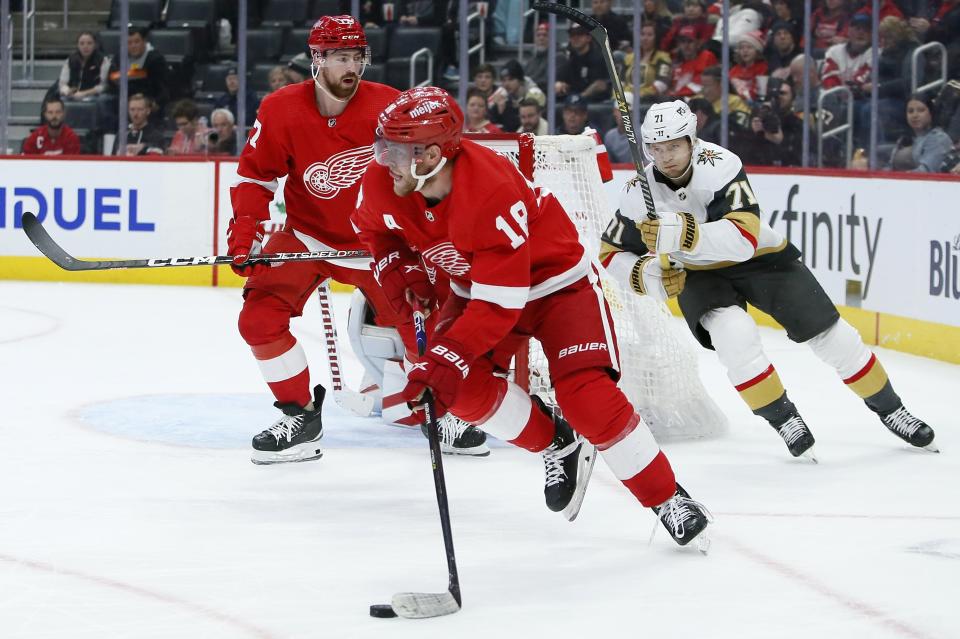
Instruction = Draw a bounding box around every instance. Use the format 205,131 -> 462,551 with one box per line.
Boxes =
353,87 -> 713,543
228,16 -> 487,464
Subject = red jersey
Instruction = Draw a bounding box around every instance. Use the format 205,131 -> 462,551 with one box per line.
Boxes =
21,125 -> 81,155
352,140 -> 590,359
670,50 -> 718,97
230,79 -> 399,251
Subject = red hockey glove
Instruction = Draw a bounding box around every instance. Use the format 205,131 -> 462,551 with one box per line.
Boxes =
227,216 -> 269,277
373,249 -> 436,315
402,337 -> 474,411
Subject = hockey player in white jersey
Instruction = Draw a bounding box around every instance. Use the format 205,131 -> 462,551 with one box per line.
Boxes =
601,100 -> 938,460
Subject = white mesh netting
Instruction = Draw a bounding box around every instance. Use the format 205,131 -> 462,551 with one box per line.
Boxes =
477,134 -> 727,441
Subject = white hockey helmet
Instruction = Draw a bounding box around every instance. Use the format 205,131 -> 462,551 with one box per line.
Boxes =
640,100 -> 699,160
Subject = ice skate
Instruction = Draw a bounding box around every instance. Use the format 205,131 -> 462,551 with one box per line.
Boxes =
880,405 -> 938,452
772,413 -> 818,462
651,484 -> 713,553
251,385 -> 325,465
534,396 -> 596,522
422,415 -> 490,456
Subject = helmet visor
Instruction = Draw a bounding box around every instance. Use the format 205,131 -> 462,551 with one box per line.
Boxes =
311,47 -> 371,77
373,135 -> 422,168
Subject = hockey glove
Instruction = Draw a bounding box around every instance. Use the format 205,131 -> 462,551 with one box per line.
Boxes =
227,216 -> 269,277
629,255 -> 686,302
640,212 -> 700,254
373,249 -> 436,315
402,337 -> 474,412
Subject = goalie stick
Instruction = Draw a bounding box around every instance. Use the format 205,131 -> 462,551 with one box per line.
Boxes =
374,306 -> 461,620
532,2 -> 670,269
20,212 -> 370,272
316,282 -> 376,417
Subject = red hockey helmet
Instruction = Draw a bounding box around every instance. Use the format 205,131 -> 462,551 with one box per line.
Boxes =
376,87 -> 464,159
308,15 -> 371,76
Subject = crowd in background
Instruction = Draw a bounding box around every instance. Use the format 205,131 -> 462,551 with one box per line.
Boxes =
16,0 -> 960,174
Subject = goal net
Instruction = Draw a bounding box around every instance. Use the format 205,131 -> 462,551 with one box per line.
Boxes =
472,133 -> 727,441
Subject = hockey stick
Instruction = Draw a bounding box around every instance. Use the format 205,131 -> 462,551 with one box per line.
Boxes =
381,306 -> 461,619
532,2 -> 670,268
316,282 -> 376,417
20,212 -> 370,272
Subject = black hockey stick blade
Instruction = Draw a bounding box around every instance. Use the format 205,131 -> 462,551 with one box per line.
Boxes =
20,212 -> 369,272
531,2 -> 603,33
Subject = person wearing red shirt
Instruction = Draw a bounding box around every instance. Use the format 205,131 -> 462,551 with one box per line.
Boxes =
669,26 -> 718,97
228,16 -> 487,465
730,30 -> 769,102
21,98 -> 81,155
353,86 -> 713,545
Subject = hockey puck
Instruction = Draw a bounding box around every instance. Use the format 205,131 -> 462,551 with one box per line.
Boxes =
369,604 -> 397,618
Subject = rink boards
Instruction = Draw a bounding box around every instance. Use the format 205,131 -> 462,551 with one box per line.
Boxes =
0,156 -> 958,362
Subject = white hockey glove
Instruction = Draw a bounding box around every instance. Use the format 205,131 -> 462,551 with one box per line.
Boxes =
640,212 -> 700,254
629,255 -> 686,302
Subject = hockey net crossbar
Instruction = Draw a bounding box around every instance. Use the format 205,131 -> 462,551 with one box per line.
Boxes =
470,133 -> 727,441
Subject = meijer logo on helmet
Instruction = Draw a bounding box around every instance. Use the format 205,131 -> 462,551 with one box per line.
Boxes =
409,100 -> 443,119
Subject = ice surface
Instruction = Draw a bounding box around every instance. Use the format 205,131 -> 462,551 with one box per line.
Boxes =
0,281 -> 957,638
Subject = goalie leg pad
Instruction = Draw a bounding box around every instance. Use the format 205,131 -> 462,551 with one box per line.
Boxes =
347,289 -> 406,390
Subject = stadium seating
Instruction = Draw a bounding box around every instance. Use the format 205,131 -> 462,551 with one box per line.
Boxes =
385,27 -> 441,90
261,0 -> 310,28
108,0 -> 162,28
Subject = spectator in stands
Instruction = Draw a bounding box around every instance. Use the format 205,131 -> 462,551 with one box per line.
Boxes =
113,94 -> 164,156
709,0 -> 765,59
623,23 -> 672,101
822,14 -> 873,145
58,32 -> 109,101
489,59 -> 545,133
525,22 -> 567,92
641,0 -> 675,42
670,27 -> 719,97
935,80 -> 960,143
285,54 -> 311,84
700,65 -> 752,130
730,31 -> 768,102
876,16 -> 921,142
463,87 -> 503,134
735,77 -> 803,166
852,0 -> 905,22
214,66 -> 259,128
471,63 -> 498,102
770,0 -> 802,38
357,0 -> 386,27
556,24 -> 610,103
926,0 -> 960,70
167,100 -> 210,156
662,0 -> 714,53
603,93 -> 633,163
107,27 -> 168,111
887,93 -> 953,172
21,97 -> 81,156
267,66 -> 288,94
209,108 -> 237,156
811,0 -> 850,56
518,98 -> 549,135
398,0 -> 447,26
688,96 -> 722,143
557,96 -> 590,135
591,0 -> 632,50
766,21 -> 801,77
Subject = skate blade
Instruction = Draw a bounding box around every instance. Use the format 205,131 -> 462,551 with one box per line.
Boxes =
696,531 -> 712,555
923,441 -> 940,453
801,447 -> 819,464
562,442 -> 597,522
250,442 -> 324,465
440,443 -> 491,457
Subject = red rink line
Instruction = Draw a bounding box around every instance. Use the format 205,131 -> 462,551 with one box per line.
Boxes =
720,536 -> 939,639
0,553 -> 277,638
0,305 -> 62,345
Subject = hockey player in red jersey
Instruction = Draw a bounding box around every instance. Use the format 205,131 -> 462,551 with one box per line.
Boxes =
228,16 -> 487,464
353,87 -> 712,545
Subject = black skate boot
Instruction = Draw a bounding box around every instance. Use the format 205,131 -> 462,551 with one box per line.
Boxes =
421,416 -> 491,456
771,413 -> 817,461
533,396 -> 596,522
251,385 -> 325,465
880,405 -> 938,451
651,484 -> 713,553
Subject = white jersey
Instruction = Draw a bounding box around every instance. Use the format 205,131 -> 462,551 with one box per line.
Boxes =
601,141 -> 790,280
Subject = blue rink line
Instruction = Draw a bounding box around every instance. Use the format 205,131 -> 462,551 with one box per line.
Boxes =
76,393 -> 510,450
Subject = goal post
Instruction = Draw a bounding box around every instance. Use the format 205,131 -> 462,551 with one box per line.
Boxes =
469,133 -> 728,442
